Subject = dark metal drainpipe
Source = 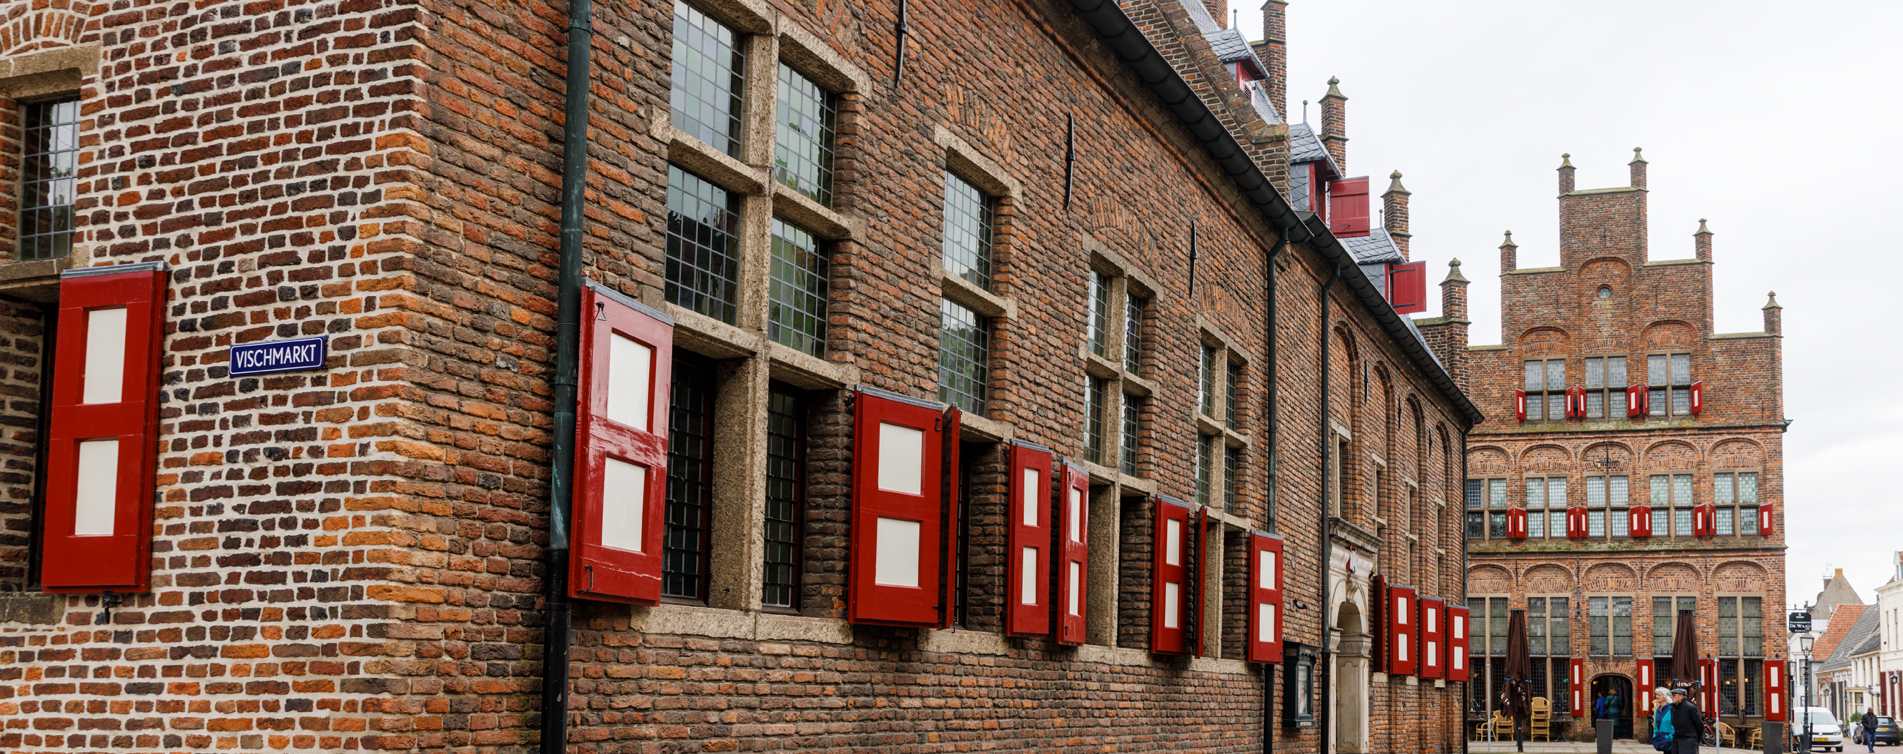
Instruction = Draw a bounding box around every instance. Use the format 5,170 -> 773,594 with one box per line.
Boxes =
1317,254 -> 1342,754
539,0 -> 593,751
1459,424 -> 1472,754
1258,233 -> 1288,753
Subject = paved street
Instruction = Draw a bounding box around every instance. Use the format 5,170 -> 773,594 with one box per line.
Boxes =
1469,743 -> 1762,753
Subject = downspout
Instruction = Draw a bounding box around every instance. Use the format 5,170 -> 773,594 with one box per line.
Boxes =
1261,232 -> 1287,754
1317,231 -> 1341,754
1459,423 -> 1471,754
540,1 -> 593,751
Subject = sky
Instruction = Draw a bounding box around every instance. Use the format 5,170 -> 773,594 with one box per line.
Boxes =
1226,0 -> 1903,608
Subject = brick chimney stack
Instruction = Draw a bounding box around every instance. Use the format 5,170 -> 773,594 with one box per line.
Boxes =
1694,219 -> 1713,262
1260,0 -> 1288,118
1763,291 -> 1782,335
1441,258 -> 1469,323
1205,0 -> 1228,27
1499,230 -> 1517,273
1558,153 -> 1575,194
1383,170 -> 1411,259
1629,147 -> 1647,189
1320,77 -> 1348,172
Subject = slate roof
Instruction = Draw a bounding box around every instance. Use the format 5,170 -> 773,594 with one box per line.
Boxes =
1290,123 -> 1328,162
1343,228 -> 1403,264
1206,28 -> 1253,62
1813,568 -> 1865,620
1818,606 -> 1880,672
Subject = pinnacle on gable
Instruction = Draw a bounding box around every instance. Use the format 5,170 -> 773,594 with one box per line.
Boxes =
1386,170 -> 1409,195
1324,76 -> 1345,99
1696,218 -> 1712,235
1630,146 -> 1647,164
1764,291 -> 1782,310
1559,153 -> 1573,169
1500,229 -> 1517,248
1443,258 -> 1469,284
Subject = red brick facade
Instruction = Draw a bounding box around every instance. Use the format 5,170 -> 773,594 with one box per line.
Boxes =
0,0 -> 1475,751
1462,151 -> 1788,739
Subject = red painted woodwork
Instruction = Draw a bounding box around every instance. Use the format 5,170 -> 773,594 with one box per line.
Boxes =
1689,381 -> 1704,416
1570,658 -> 1586,717
1758,502 -> 1775,536
1507,507 -> 1528,540
1764,659 -> 1787,722
40,263 -> 168,594
1637,660 -> 1656,713
1149,497 -> 1193,654
1515,390 -> 1527,423
1699,659 -> 1718,712
1419,598 -> 1445,680
1327,177 -> 1371,237
1629,504 -> 1653,539
1005,442 -> 1054,637
1388,585 -> 1417,676
1247,532 -> 1285,663
1388,261 -> 1427,315
1693,502 -> 1716,538
1448,605 -> 1472,682
1055,462 -> 1090,646
848,389 -> 947,626
1567,506 -> 1588,540
1626,384 -> 1646,417
939,407 -> 962,628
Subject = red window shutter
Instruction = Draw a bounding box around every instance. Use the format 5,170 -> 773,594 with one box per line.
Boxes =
1515,390 -> 1527,423
1149,497 -> 1193,654
1689,381 -> 1704,416
1389,585 -> 1417,676
1327,177 -> 1371,236
1764,659 -> 1787,722
1005,442 -> 1054,636
848,389 -> 947,626
1507,507 -> 1528,540
568,283 -> 674,603
1637,660 -> 1655,713
1055,462 -> 1090,646
1570,658 -> 1586,717
1448,606 -> 1471,681
1626,384 -> 1645,418
1247,532 -> 1285,663
939,407 -> 961,628
1370,574 -> 1388,671
1693,502 -> 1716,538
1629,504 -> 1652,539
1567,506 -> 1587,540
1758,502 -> 1775,536
1387,261 -> 1428,315
1311,165 -> 1329,224
1699,658 -> 1717,711
1419,598 -> 1445,680
39,263 -> 168,594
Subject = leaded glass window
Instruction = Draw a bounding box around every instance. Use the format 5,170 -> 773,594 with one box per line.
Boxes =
664,352 -> 718,601
1648,352 -> 1694,417
942,173 -> 994,288
665,165 -> 742,322
1224,446 -> 1241,512
1584,356 -> 1626,419
1195,435 -> 1214,506
1200,345 -> 1218,416
1653,596 -> 1696,657
670,1 -> 745,155
1465,480 -> 1485,540
1121,394 -> 1142,475
1083,378 -> 1106,463
1716,472 -> 1760,537
937,299 -> 989,413
1123,296 -> 1146,373
774,63 -> 835,204
20,98 -> 78,261
1226,361 -> 1243,429
1087,270 -> 1109,356
1489,479 -> 1508,538
763,384 -> 806,609
1524,358 -> 1565,421
768,219 -> 829,356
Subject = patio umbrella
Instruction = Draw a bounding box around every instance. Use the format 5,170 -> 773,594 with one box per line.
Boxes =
1670,609 -> 1698,688
1504,609 -> 1532,718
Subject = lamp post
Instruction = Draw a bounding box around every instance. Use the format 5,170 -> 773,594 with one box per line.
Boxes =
1800,632 -> 1815,753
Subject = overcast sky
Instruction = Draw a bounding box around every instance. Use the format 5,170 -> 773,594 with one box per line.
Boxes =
1229,0 -> 1903,608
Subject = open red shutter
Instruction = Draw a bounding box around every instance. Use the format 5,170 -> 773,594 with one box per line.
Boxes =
1514,390 -> 1527,423
1693,503 -> 1716,538
1387,261 -> 1428,315
1327,177 -> 1371,236
1055,462 -> 1090,645
849,389 -> 946,626
1247,532 -> 1285,663
1419,598 -> 1445,680
1626,384 -> 1644,418
1570,658 -> 1586,717
1150,497 -> 1193,654
1370,574 -> 1388,671
1764,659 -> 1787,722
40,263 -> 167,594
1448,605 -> 1471,681
569,282 -> 673,603
1507,507 -> 1528,540
1629,504 -> 1652,539
939,407 -> 961,628
1567,506 -> 1587,540
1758,502 -> 1775,536
1637,659 -> 1655,713
1699,658 -> 1717,712
1689,381 -> 1704,416
1388,585 -> 1417,676
1005,442 -> 1054,636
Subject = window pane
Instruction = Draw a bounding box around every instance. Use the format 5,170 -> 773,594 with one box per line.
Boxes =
1551,597 -> 1570,650
1527,478 -> 1545,509
1587,477 -> 1606,506
1720,597 -> 1738,656
1720,658 -> 1740,716
665,166 -> 743,323
1524,361 -> 1542,391
1650,475 -> 1669,504
1590,597 -> 1609,656
1671,386 -> 1690,416
942,173 -> 994,288
1529,507 -> 1545,538
1653,597 -> 1674,656
1586,392 -> 1604,419
768,219 -> 830,356
1714,473 -> 1733,504
1224,446 -> 1241,512
1740,473 -> 1758,503
1653,507 -> 1669,537
1527,390 -> 1544,421
1195,436 -> 1213,506
1607,357 -> 1626,387
1200,346 -> 1218,416
1124,297 -> 1145,372
1087,271 -> 1109,356
1489,512 -> 1506,538
1648,354 -> 1668,386
1741,504 -> 1758,535
1610,476 -> 1629,505
20,98 -> 80,262
1466,480 -> 1483,510
670,1 -> 745,155
1547,394 -> 1565,420
1083,379 -> 1104,463
1546,360 -> 1565,390
1613,597 -> 1632,656
1672,353 -> 1692,385
1674,474 -> 1693,503
763,384 -> 806,608
1589,509 -> 1605,537
1529,597 -> 1547,654
664,352 -> 718,600
773,63 -> 835,204
1715,508 -> 1733,535
1491,480 -> 1508,509
1586,358 -> 1604,389
1548,510 -> 1565,539
1743,658 -> 1762,714
1549,477 -> 1567,506
1121,395 -> 1142,475
937,300 -> 990,414
1649,388 -> 1666,417
1674,507 -> 1692,537
1226,361 -> 1243,428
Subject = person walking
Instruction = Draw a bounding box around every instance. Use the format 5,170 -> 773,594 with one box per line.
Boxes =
1667,686 -> 1703,754
1863,707 -> 1879,752
1650,687 -> 1676,752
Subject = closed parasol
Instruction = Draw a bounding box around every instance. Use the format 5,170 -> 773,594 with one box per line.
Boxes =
1670,608 -> 1698,688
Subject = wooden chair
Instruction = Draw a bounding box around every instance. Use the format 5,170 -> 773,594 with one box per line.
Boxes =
1528,697 -> 1552,742
1717,721 -> 1736,747
1747,726 -> 1763,750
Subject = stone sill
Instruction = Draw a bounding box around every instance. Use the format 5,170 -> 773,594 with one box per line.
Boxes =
0,592 -> 63,626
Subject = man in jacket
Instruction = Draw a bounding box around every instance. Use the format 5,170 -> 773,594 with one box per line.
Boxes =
1668,687 -> 1703,754
1863,707 -> 1879,752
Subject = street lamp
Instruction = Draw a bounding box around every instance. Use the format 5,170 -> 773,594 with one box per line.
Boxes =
1800,632 -> 1816,753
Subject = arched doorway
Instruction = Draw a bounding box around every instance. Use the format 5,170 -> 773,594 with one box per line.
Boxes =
1333,600 -> 1371,754
1591,674 -> 1634,739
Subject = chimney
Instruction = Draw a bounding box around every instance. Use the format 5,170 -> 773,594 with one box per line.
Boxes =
1383,170 -> 1411,259
1260,0 -> 1289,118
1557,153 -> 1575,194
1499,230 -> 1517,273
1629,147 -> 1647,189
1763,291 -> 1782,335
1205,0 -> 1228,27
1441,258 -> 1469,322
1320,77 -> 1348,172
1694,219 -> 1713,262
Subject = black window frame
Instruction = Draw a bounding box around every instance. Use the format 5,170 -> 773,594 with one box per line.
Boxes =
663,350 -> 719,602
19,98 -> 80,262
669,0 -> 746,156
761,382 -> 808,611
767,218 -> 831,356
772,62 -> 837,205
941,172 -> 995,290
936,298 -> 990,415
664,165 -> 743,323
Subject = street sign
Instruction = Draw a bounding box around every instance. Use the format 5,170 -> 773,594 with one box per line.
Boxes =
230,336 -> 328,376
1788,610 -> 1811,634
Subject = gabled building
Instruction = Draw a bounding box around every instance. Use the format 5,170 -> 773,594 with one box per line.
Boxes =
1817,604 -> 1881,723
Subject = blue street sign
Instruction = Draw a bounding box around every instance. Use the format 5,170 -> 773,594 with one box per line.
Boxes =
229,336 -> 327,376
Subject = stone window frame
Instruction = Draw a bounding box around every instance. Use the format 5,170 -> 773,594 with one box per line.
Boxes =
1524,475 -> 1568,540
932,126 -> 1019,422
1587,593 -> 1635,658
1650,594 -> 1697,659
1645,351 -> 1695,418
1525,594 -> 1576,716
1582,354 -> 1629,420
1522,357 -> 1567,422
1193,320 -> 1252,515
1584,474 -> 1631,540
1711,469 -> 1761,539
1465,477 -> 1509,541
1715,593 -> 1766,717
1647,471 -> 1696,539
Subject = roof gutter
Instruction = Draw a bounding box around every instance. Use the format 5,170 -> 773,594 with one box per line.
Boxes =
1067,0 -> 1481,427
